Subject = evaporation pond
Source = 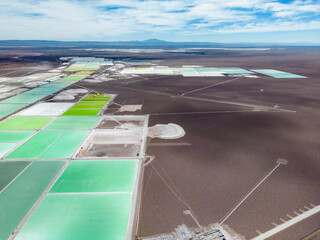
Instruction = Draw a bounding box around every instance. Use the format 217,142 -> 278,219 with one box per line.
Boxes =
252,69 -> 306,78
44,122 -> 97,130
0,143 -> 18,157
15,193 -> 132,240
5,131 -> 89,159
62,109 -> 101,116
1,94 -> 48,104
44,116 -> 100,130
0,131 -> 34,143
0,161 -> 65,240
23,88 -> 60,95
50,160 -> 138,193
0,103 -> 28,118
81,95 -> 111,101
0,161 -> 30,191
0,116 -> 54,130
54,116 -> 100,123
71,102 -> 106,109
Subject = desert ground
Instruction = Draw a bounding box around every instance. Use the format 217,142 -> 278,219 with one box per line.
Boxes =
1,46 -> 319,239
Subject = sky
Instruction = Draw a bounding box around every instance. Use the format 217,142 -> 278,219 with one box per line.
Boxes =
0,0 -> 320,42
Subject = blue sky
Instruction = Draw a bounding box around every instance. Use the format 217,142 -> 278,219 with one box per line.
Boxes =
0,0 -> 320,42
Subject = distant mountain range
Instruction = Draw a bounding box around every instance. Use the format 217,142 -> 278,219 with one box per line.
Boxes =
0,38 -> 319,48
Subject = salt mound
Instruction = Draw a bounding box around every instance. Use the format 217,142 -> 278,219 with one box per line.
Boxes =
83,79 -> 102,83
118,105 -> 142,112
65,89 -> 88,94
116,123 -> 141,130
53,88 -> 88,101
24,81 -> 46,88
148,123 -> 185,139
53,94 -> 75,100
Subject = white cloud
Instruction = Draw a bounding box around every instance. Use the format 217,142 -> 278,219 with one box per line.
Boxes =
261,0 -> 320,17
210,20 -> 320,33
0,0 -> 319,40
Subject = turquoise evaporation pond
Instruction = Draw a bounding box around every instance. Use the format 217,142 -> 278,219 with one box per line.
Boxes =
5,130 -> 89,159
0,143 -> 17,158
0,131 -> 35,158
0,103 -> 28,118
40,83 -> 70,88
24,83 -> 69,94
53,116 -> 100,123
1,94 -> 48,104
0,161 -> 30,191
52,76 -> 87,84
252,69 -> 306,78
44,116 -> 100,130
194,67 -> 252,74
0,161 -> 65,240
0,131 -> 34,143
22,87 -> 62,95
50,160 -> 138,193
219,68 -> 253,74
15,193 -> 132,240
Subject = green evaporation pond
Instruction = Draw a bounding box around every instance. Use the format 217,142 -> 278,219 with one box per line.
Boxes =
81,95 -> 111,102
39,131 -> 88,159
5,130 -> 89,159
0,143 -> 18,158
62,109 -> 101,116
0,103 -> 28,119
51,79 -> 77,84
1,94 -> 48,104
0,161 -> 65,240
61,76 -> 86,81
60,94 -> 111,116
15,193 -> 132,240
5,131 -> 63,159
44,122 -> 97,130
45,116 -> 100,129
22,88 -> 61,95
0,131 -> 34,143
53,116 -> 100,123
50,160 -> 138,193
0,116 -> 53,130
70,103 -> 106,109
78,101 -> 108,104
72,71 -> 93,76
52,76 -> 85,84
0,161 -> 30,191
75,101 -> 107,105
83,68 -> 99,71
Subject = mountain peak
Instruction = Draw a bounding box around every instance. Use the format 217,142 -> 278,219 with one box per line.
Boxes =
143,38 -> 167,43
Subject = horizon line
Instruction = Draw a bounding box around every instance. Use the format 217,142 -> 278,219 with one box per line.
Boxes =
0,39 -> 320,44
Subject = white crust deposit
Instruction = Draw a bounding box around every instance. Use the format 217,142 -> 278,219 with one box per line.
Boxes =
148,123 -> 185,139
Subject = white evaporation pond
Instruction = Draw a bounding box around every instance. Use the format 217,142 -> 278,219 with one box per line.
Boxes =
181,71 -> 225,77
16,103 -> 75,116
200,72 -> 225,77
